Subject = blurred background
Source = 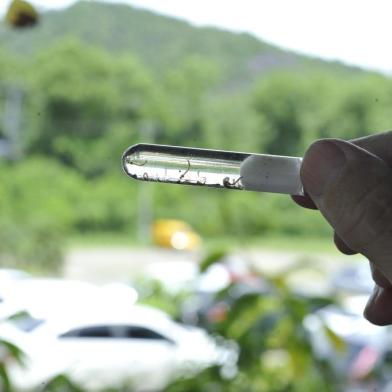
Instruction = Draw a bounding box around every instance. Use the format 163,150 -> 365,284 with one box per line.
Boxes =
0,0 -> 391,391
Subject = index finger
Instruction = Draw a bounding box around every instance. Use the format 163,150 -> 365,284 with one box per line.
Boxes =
292,130 -> 392,210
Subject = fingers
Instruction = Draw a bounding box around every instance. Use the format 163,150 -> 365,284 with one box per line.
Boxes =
291,193 -> 317,210
369,262 -> 391,289
296,132 -> 392,325
364,285 -> 392,326
333,232 -> 356,255
301,139 -> 392,282
293,130 -> 392,211
292,194 -> 358,257
353,130 -> 392,166
365,264 -> 392,325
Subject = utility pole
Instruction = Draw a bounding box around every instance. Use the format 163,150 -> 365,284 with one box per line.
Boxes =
2,85 -> 23,160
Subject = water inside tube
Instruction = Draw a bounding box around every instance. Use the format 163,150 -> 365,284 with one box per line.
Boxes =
123,143 -> 304,195
123,145 -> 245,190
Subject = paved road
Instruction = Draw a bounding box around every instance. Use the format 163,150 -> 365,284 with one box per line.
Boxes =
63,246 -> 365,294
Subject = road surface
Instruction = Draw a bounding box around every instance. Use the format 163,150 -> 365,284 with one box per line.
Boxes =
63,246 -> 365,294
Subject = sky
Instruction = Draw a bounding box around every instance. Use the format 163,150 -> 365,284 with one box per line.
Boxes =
1,0 -> 391,74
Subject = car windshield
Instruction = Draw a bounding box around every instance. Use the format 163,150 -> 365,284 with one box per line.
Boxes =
10,312 -> 44,333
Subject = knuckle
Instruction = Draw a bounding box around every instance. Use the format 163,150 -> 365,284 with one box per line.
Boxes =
335,175 -> 392,254
363,307 -> 386,326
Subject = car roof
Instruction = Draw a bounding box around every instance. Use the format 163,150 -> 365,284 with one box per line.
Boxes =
0,268 -> 30,280
1,279 -> 138,318
0,278 -> 184,338
35,304 -> 183,338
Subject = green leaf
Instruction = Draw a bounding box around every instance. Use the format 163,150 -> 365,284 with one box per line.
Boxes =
0,364 -> 11,392
0,338 -> 25,365
41,374 -> 84,392
199,249 -> 226,273
323,325 -> 346,353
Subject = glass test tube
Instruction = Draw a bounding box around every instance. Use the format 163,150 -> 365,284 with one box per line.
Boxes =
122,143 -> 304,196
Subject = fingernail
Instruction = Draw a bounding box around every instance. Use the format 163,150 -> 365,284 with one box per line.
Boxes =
301,140 -> 346,198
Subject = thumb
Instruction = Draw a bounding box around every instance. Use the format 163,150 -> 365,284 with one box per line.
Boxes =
301,139 -> 392,283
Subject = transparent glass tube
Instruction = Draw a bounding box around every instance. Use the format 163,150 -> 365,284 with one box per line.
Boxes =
122,143 -> 304,196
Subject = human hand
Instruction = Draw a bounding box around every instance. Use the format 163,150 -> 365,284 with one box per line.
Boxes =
292,131 -> 392,325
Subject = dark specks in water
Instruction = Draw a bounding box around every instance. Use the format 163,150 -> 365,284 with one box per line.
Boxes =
179,160 -> 191,180
129,160 -> 147,166
223,176 -> 243,189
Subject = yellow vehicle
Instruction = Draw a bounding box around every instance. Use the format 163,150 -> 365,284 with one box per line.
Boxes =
152,219 -> 201,250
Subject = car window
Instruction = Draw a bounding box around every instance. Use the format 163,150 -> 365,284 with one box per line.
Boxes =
59,325 -> 174,343
124,326 -> 174,344
10,312 -> 44,332
60,326 -> 112,338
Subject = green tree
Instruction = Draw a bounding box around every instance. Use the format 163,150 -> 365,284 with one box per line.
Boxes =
326,74 -> 392,140
202,94 -> 262,152
27,39 -> 156,176
158,55 -> 219,146
253,73 -> 306,156
253,72 -> 392,157
252,73 -> 335,156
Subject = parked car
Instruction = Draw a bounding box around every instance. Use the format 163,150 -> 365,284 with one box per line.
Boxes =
0,269 -> 32,320
0,268 -> 30,298
1,303 -> 233,391
0,278 -> 138,320
152,219 -> 201,250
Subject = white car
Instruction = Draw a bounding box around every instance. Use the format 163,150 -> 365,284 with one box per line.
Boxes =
1,304 -> 232,391
0,278 -> 138,321
0,268 -> 30,300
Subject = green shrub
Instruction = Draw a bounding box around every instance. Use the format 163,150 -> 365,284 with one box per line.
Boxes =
0,220 -> 64,273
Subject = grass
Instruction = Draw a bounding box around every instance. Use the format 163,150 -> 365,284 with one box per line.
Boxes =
68,232 -> 140,248
68,232 -> 338,254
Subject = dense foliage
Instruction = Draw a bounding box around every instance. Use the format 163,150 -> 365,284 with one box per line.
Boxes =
0,2 -> 392,269
0,1 -> 360,91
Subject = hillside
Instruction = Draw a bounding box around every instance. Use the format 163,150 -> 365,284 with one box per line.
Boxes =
0,1 -> 364,91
